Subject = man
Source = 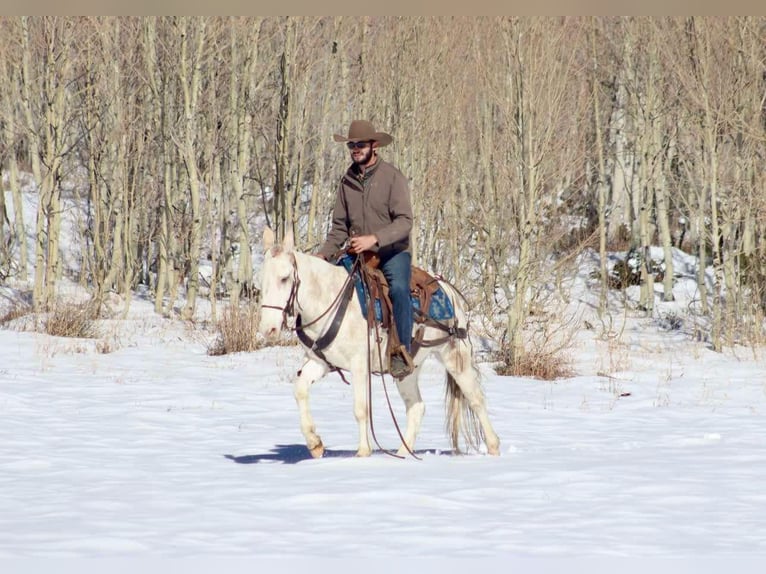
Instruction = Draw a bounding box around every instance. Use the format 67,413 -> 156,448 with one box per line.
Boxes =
317,120 -> 414,379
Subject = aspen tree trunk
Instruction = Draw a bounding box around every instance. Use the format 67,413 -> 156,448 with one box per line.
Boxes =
178,17 -> 207,320
407,83 -> 421,269
97,21 -> 129,313
167,159 -> 182,308
157,145 -> 174,315
226,27 -> 243,307
274,17 -> 295,242
706,121 -> 723,350
633,94 -> 655,311
506,21 -> 539,362
143,19 -> 175,316
6,148 -> 28,281
0,51 -> 28,280
81,34 -> 104,299
654,156 -> 676,302
690,158 -> 710,317
307,17 -> 341,248
637,185 -> 656,313
227,19 -> 262,305
475,96 -> 499,316
608,73 -> 632,245
21,18 -> 69,310
121,108 -> 143,319
440,135 -> 464,282
41,21 -> 68,307
357,17 -> 370,119
208,156 -> 222,321
590,20 -> 609,317
689,17 -> 723,349
646,29 -> 675,303
721,20 -> 761,341
20,17 -> 46,309
0,165 -> 5,265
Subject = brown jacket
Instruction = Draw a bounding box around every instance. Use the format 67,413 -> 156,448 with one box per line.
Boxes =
319,159 -> 413,260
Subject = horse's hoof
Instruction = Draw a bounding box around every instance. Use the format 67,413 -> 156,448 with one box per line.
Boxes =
487,443 -> 500,456
355,448 -> 372,457
309,442 -> 324,458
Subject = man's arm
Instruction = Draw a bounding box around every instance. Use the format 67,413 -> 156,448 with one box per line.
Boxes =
375,169 -> 413,248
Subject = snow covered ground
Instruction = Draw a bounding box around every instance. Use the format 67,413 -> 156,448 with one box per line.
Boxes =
2,186 -> 766,561
1,282 -> 765,559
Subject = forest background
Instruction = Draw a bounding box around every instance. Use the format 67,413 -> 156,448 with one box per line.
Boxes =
1,16 -> 765,363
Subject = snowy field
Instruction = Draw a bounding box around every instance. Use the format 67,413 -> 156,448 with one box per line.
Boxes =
2,184 -> 766,563
1,287 -> 765,561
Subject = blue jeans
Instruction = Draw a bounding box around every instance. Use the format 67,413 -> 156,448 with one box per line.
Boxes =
380,251 -> 413,354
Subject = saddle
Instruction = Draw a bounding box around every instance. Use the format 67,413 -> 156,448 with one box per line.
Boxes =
359,262 -> 441,331
356,260 -> 439,378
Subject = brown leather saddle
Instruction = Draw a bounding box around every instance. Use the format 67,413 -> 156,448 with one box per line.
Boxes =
359,259 -> 441,331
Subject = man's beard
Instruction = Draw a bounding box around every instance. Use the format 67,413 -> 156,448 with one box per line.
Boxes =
352,148 -> 374,167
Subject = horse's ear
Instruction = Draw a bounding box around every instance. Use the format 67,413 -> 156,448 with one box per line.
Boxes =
263,227 -> 275,251
283,229 -> 294,253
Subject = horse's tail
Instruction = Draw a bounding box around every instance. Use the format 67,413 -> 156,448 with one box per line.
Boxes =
444,371 -> 485,454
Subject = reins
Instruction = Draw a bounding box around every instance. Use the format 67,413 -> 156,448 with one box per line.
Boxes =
356,257 -> 420,461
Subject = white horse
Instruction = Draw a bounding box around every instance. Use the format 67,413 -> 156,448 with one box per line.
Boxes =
257,227 -> 500,458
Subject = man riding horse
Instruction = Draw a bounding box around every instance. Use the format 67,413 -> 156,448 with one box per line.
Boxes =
316,120 -> 414,380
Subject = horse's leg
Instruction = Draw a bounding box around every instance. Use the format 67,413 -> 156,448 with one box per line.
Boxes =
441,341 -> 501,455
395,364 -> 425,456
294,357 -> 329,458
350,362 -> 372,457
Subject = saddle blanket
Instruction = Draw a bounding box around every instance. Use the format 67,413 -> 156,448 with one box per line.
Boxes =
338,254 -> 455,322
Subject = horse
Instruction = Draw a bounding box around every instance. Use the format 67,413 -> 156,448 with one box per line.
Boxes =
257,227 -> 500,458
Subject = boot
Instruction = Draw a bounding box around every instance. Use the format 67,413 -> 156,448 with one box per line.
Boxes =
389,345 -> 414,380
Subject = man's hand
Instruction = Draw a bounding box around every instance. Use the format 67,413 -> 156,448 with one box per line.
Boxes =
348,234 -> 378,254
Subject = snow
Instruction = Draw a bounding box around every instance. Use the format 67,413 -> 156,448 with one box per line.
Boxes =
2,294 -> 766,560
2,187 -> 766,561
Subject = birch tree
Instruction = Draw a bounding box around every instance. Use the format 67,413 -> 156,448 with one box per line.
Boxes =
176,17 -> 207,320
476,18 -> 584,360
0,26 -> 27,280
20,17 -> 78,310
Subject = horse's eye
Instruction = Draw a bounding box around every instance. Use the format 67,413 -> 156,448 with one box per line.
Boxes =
280,277 -> 290,284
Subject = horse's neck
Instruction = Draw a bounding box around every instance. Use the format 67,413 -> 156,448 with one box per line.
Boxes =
294,251 -> 350,322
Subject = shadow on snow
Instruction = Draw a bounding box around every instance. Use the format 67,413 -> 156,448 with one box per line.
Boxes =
224,443 -> 455,464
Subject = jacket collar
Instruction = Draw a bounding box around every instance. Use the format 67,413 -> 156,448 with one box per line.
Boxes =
350,157 -> 380,183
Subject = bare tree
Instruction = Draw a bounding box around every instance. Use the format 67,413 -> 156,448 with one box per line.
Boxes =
474,17 -> 585,359
0,25 -> 26,280
19,17 -> 79,310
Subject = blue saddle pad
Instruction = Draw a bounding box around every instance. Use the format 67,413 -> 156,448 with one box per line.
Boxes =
338,254 -> 454,323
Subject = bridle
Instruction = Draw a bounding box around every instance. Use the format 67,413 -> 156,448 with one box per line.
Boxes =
260,254 -> 301,331
260,252 -> 357,356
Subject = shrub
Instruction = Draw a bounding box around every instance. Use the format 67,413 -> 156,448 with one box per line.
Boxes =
0,299 -> 32,327
45,301 -> 100,338
207,303 -> 264,356
606,247 -> 665,290
493,345 -> 573,380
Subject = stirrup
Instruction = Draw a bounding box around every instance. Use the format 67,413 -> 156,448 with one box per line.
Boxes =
389,345 -> 414,380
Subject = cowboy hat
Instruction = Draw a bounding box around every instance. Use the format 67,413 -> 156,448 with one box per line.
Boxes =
333,120 -> 393,147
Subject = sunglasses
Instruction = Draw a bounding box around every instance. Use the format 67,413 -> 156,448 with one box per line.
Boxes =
346,141 -> 372,150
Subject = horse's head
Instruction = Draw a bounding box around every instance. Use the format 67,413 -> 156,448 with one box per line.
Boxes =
258,227 -> 299,342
